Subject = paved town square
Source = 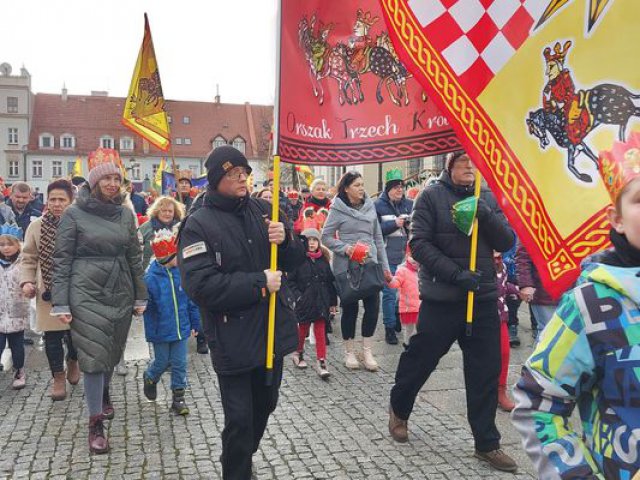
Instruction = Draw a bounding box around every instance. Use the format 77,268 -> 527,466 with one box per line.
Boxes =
0,311 -> 538,480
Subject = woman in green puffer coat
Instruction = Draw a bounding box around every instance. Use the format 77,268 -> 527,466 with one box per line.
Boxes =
51,156 -> 147,454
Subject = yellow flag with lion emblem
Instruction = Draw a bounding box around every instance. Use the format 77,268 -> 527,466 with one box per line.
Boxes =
380,0 -> 640,298
122,13 -> 171,151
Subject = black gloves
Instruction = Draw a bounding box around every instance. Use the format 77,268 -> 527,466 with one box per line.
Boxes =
453,270 -> 482,291
476,197 -> 492,222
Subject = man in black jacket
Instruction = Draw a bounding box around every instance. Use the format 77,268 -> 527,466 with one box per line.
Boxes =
178,146 -> 305,480
388,152 -> 518,473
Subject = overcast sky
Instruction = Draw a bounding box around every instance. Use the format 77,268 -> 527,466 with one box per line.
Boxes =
2,0 -> 278,105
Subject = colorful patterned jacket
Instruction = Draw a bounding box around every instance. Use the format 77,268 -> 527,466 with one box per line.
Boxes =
512,263 -> 640,479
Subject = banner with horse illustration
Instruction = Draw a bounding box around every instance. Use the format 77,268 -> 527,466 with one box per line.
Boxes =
276,0 -> 460,165
380,1 -> 640,299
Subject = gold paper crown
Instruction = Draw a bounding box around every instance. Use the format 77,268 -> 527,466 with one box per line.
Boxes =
543,41 -> 572,64
598,132 -> 640,202
87,148 -> 123,171
177,169 -> 193,181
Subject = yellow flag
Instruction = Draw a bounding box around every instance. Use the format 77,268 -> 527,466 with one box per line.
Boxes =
122,13 -> 170,151
295,165 -> 314,186
154,157 -> 166,191
71,156 -> 83,177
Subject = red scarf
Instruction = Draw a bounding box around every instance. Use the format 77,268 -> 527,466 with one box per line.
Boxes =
307,249 -> 323,260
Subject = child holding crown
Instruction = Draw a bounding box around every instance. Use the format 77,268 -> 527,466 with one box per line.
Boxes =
142,228 -> 200,416
512,133 -> 640,479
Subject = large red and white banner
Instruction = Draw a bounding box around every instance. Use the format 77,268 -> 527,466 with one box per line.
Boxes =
380,1 -> 640,298
276,0 -> 460,165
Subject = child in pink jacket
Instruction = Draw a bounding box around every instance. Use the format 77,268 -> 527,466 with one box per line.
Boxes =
388,251 -> 420,347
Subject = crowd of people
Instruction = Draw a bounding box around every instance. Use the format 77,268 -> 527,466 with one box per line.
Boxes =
0,142 -> 638,479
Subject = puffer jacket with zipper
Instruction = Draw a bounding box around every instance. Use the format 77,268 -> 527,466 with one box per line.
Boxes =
143,260 -> 200,343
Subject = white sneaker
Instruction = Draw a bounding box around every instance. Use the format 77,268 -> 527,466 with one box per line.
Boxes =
317,360 -> 330,380
292,352 -> 308,369
12,368 -> 26,390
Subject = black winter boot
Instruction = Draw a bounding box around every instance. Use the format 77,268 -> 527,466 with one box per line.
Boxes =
143,374 -> 157,401
385,327 -> 399,345
196,333 -> 209,354
171,389 -> 189,415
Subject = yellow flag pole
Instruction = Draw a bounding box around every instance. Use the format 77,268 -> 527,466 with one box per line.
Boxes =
465,169 -> 482,336
265,155 -> 281,384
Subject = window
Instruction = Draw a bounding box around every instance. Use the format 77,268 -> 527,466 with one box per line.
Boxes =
213,136 -> 226,149
100,136 -> 114,149
8,161 -> 18,177
189,165 -> 199,175
232,137 -> 246,154
67,161 -> 76,174
8,128 -> 18,145
152,163 -> 160,178
184,138 -> 192,145
182,116 -> 190,124
7,97 -> 18,113
52,160 -> 63,177
120,137 -> 134,151
39,134 -> 54,149
167,115 -> 172,124
32,160 -> 43,178
175,138 -> 183,145
61,135 -> 75,149
131,163 -> 141,181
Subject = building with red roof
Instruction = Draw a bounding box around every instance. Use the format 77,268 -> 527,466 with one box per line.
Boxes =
23,88 -> 273,192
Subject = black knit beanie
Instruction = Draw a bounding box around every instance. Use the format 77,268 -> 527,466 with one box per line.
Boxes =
205,146 -> 252,188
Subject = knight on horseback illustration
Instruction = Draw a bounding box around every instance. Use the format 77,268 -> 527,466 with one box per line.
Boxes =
542,41 -> 591,146
527,40 -> 640,183
348,9 -> 378,74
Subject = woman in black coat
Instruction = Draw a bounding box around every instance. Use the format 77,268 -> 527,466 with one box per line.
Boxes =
288,228 -> 337,379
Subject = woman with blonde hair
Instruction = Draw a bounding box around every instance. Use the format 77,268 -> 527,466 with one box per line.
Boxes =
139,196 -> 185,270
51,150 -> 147,454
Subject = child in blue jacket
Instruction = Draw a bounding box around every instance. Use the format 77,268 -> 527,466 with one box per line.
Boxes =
142,229 -> 200,415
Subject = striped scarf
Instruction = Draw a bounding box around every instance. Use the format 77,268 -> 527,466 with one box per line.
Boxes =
39,212 -> 60,295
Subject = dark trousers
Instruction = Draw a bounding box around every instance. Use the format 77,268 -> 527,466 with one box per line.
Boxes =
217,360 -> 284,480
44,330 -> 78,374
341,292 -> 380,339
0,331 -> 25,369
506,296 -> 521,327
390,299 -> 501,452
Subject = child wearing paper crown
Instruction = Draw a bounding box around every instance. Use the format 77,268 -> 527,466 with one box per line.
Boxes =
512,132 -> 640,479
387,247 -> 420,348
142,229 -> 201,415
0,224 -> 29,389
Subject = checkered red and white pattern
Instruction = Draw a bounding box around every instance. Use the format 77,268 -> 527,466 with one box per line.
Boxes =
407,0 -> 546,96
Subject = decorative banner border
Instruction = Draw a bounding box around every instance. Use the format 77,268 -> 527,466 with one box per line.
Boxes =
279,131 -> 460,165
380,0 -> 611,298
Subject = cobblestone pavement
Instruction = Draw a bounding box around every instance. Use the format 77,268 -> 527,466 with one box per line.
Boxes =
0,309 -> 539,479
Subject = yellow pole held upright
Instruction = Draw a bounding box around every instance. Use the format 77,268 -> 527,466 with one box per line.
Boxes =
266,155 -> 281,377
465,170 -> 482,336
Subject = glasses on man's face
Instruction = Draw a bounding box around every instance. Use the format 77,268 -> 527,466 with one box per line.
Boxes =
225,167 -> 250,181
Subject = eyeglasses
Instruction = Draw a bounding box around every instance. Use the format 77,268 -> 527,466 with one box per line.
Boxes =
225,167 -> 250,181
